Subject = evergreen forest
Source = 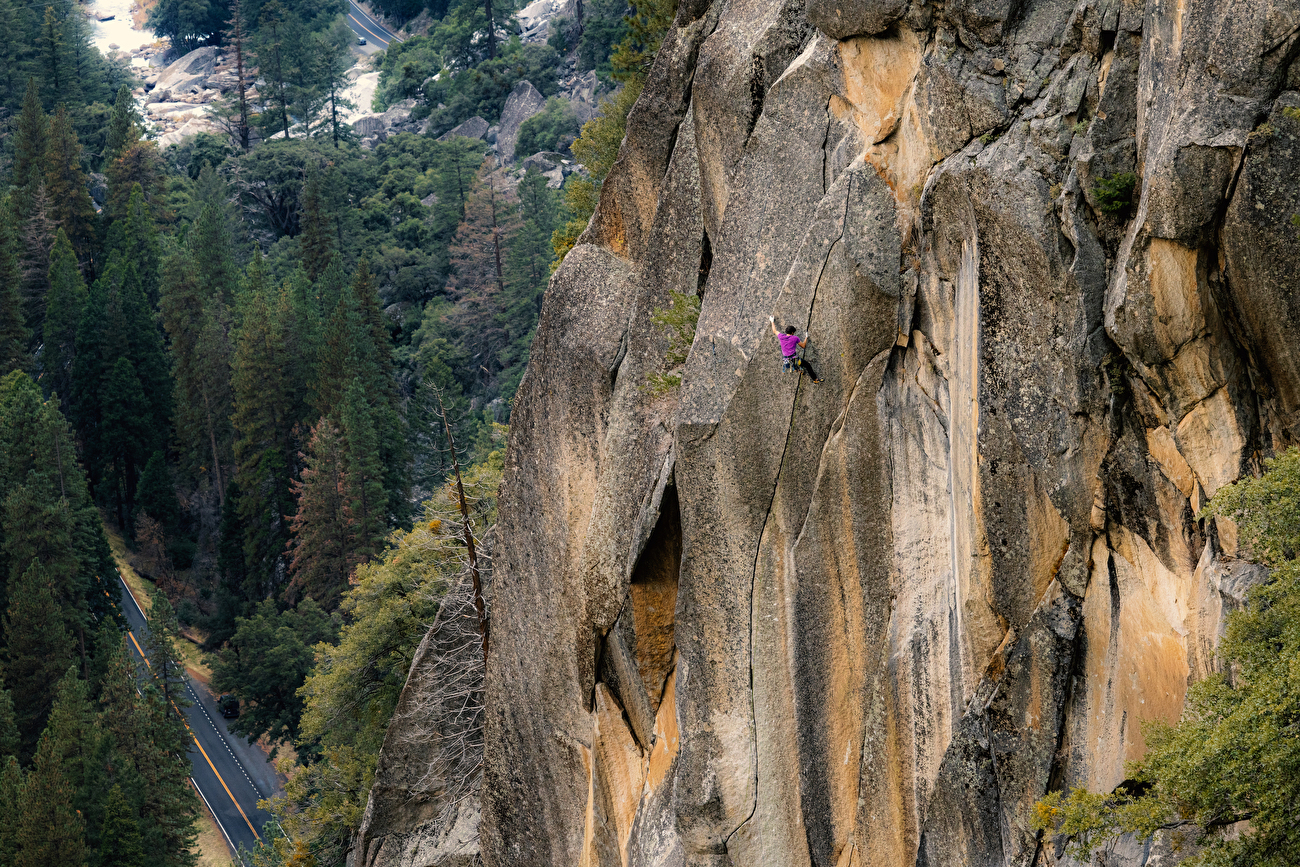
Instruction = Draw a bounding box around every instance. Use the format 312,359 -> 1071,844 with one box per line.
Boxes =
0,0 -> 671,860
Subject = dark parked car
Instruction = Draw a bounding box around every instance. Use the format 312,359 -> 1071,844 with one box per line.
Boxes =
357,36 -> 366,45
218,694 -> 240,719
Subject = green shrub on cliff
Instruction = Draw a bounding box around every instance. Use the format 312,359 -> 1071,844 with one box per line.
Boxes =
1092,171 -> 1137,214
645,288 -> 700,395
1034,448 -> 1300,867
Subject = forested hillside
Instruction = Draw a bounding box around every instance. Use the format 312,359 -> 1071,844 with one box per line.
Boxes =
0,0 -> 667,859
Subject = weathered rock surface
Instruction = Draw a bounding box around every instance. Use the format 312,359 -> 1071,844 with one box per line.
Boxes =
517,0 -> 578,43
438,116 -> 491,142
496,81 -> 547,166
363,0 -> 1300,865
153,46 -> 220,97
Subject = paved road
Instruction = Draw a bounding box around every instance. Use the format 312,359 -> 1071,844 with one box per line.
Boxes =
115,576 -> 279,864
346,1 -> 400,48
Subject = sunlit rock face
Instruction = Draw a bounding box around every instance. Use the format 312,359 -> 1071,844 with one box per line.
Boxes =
362,0 -> 1300,865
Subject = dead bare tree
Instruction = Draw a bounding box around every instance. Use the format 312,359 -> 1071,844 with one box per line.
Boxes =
429,383 -> 489,661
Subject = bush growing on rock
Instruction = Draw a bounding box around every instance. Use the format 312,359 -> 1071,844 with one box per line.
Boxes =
515,97 -> 581,157
1034,448 -> 1300,866
1093,171 -> 1137,214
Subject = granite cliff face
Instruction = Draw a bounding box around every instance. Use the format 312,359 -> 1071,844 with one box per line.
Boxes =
357,0 -> 1300,864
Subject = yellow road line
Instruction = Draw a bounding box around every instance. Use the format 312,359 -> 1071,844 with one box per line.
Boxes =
125,625 -> 260,840
348,12 -> 389,45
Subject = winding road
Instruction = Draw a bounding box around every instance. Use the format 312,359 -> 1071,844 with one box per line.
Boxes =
346,1 -> 401,48
115,576 -> 279,864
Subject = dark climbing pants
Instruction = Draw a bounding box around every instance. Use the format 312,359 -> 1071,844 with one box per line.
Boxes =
784,355 -> 819,381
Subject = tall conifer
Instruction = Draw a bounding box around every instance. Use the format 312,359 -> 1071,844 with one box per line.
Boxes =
2,560 -> 75,760
36,6 -> 73,108
0,198 -> 27,368
104,85 -> 140,163
12,80 -> 47,216
340,378 -> 386,560
145,590 -> 188,708
16,732 -> 88,867
43,228 -> 86,398
0,756 -> 21,865
231,287 -> 294,595
299,168 -> 334,282
43,105 -> 95,259
0,681 -> 18,759
135,452 -> 180,531
18,184 -> 55,344
118,186 -> 161,305
288,417 -> 350,605
98,785 -> 145,867
100,356 -> 150,527
190,200 -> 238,305
43,666 -> 101,840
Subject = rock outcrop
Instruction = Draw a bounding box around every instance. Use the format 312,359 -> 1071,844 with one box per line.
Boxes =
363,0 -> 1300,865
496,81 -> 548,166
438,116 -> 491,142
151,46 -> 220,98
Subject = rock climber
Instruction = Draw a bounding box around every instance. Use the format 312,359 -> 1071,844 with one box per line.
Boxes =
769,316 -> 822,383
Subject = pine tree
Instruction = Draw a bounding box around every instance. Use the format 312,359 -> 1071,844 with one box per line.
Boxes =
117,186 -> 162,306
231,287 -> 295,597
95,258 -> 172,482
98,638 -> 199,867
36,5 -> 74,109
163,273 -> 235,503
288,417 -> 351,605
226,0 -> 252,150
352,260 -> 410,523
2,560 -> 75,760
18,184 -> 55,344
314,285 -> 364,416
0,680 -> 18,759
255,1 -> 291,140
0,262 -> 29,375
316,22 -> 355,149
280,268 -> 322,437
145,590 -> 189,709
42,228 -> 86,398
100,356 -> 151,529
16,732 -> 88,867
0,0 -> 30,112
210,477 -> 248,647
0,190 -> 27,377
2,481 -> 81,607
42,666 -> 100,840
44,105 -> 96,261
105,141 -> 166,221
0,756 -> 21,865
97,638 -> 145,766
11,80 -> 47,218
499,168 -> 557,394
104,85 -> 140,163
447,163 -> 511,385
190,200 -> 238,305
0,370 -> 107,607
69,276 -> 109,485
98,785 -> 145,867
299,168 -> 335,282
134,685 -> 199,867
135,452 -> 179,531
340,378 -> 386,561
0,202 -> 23,368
